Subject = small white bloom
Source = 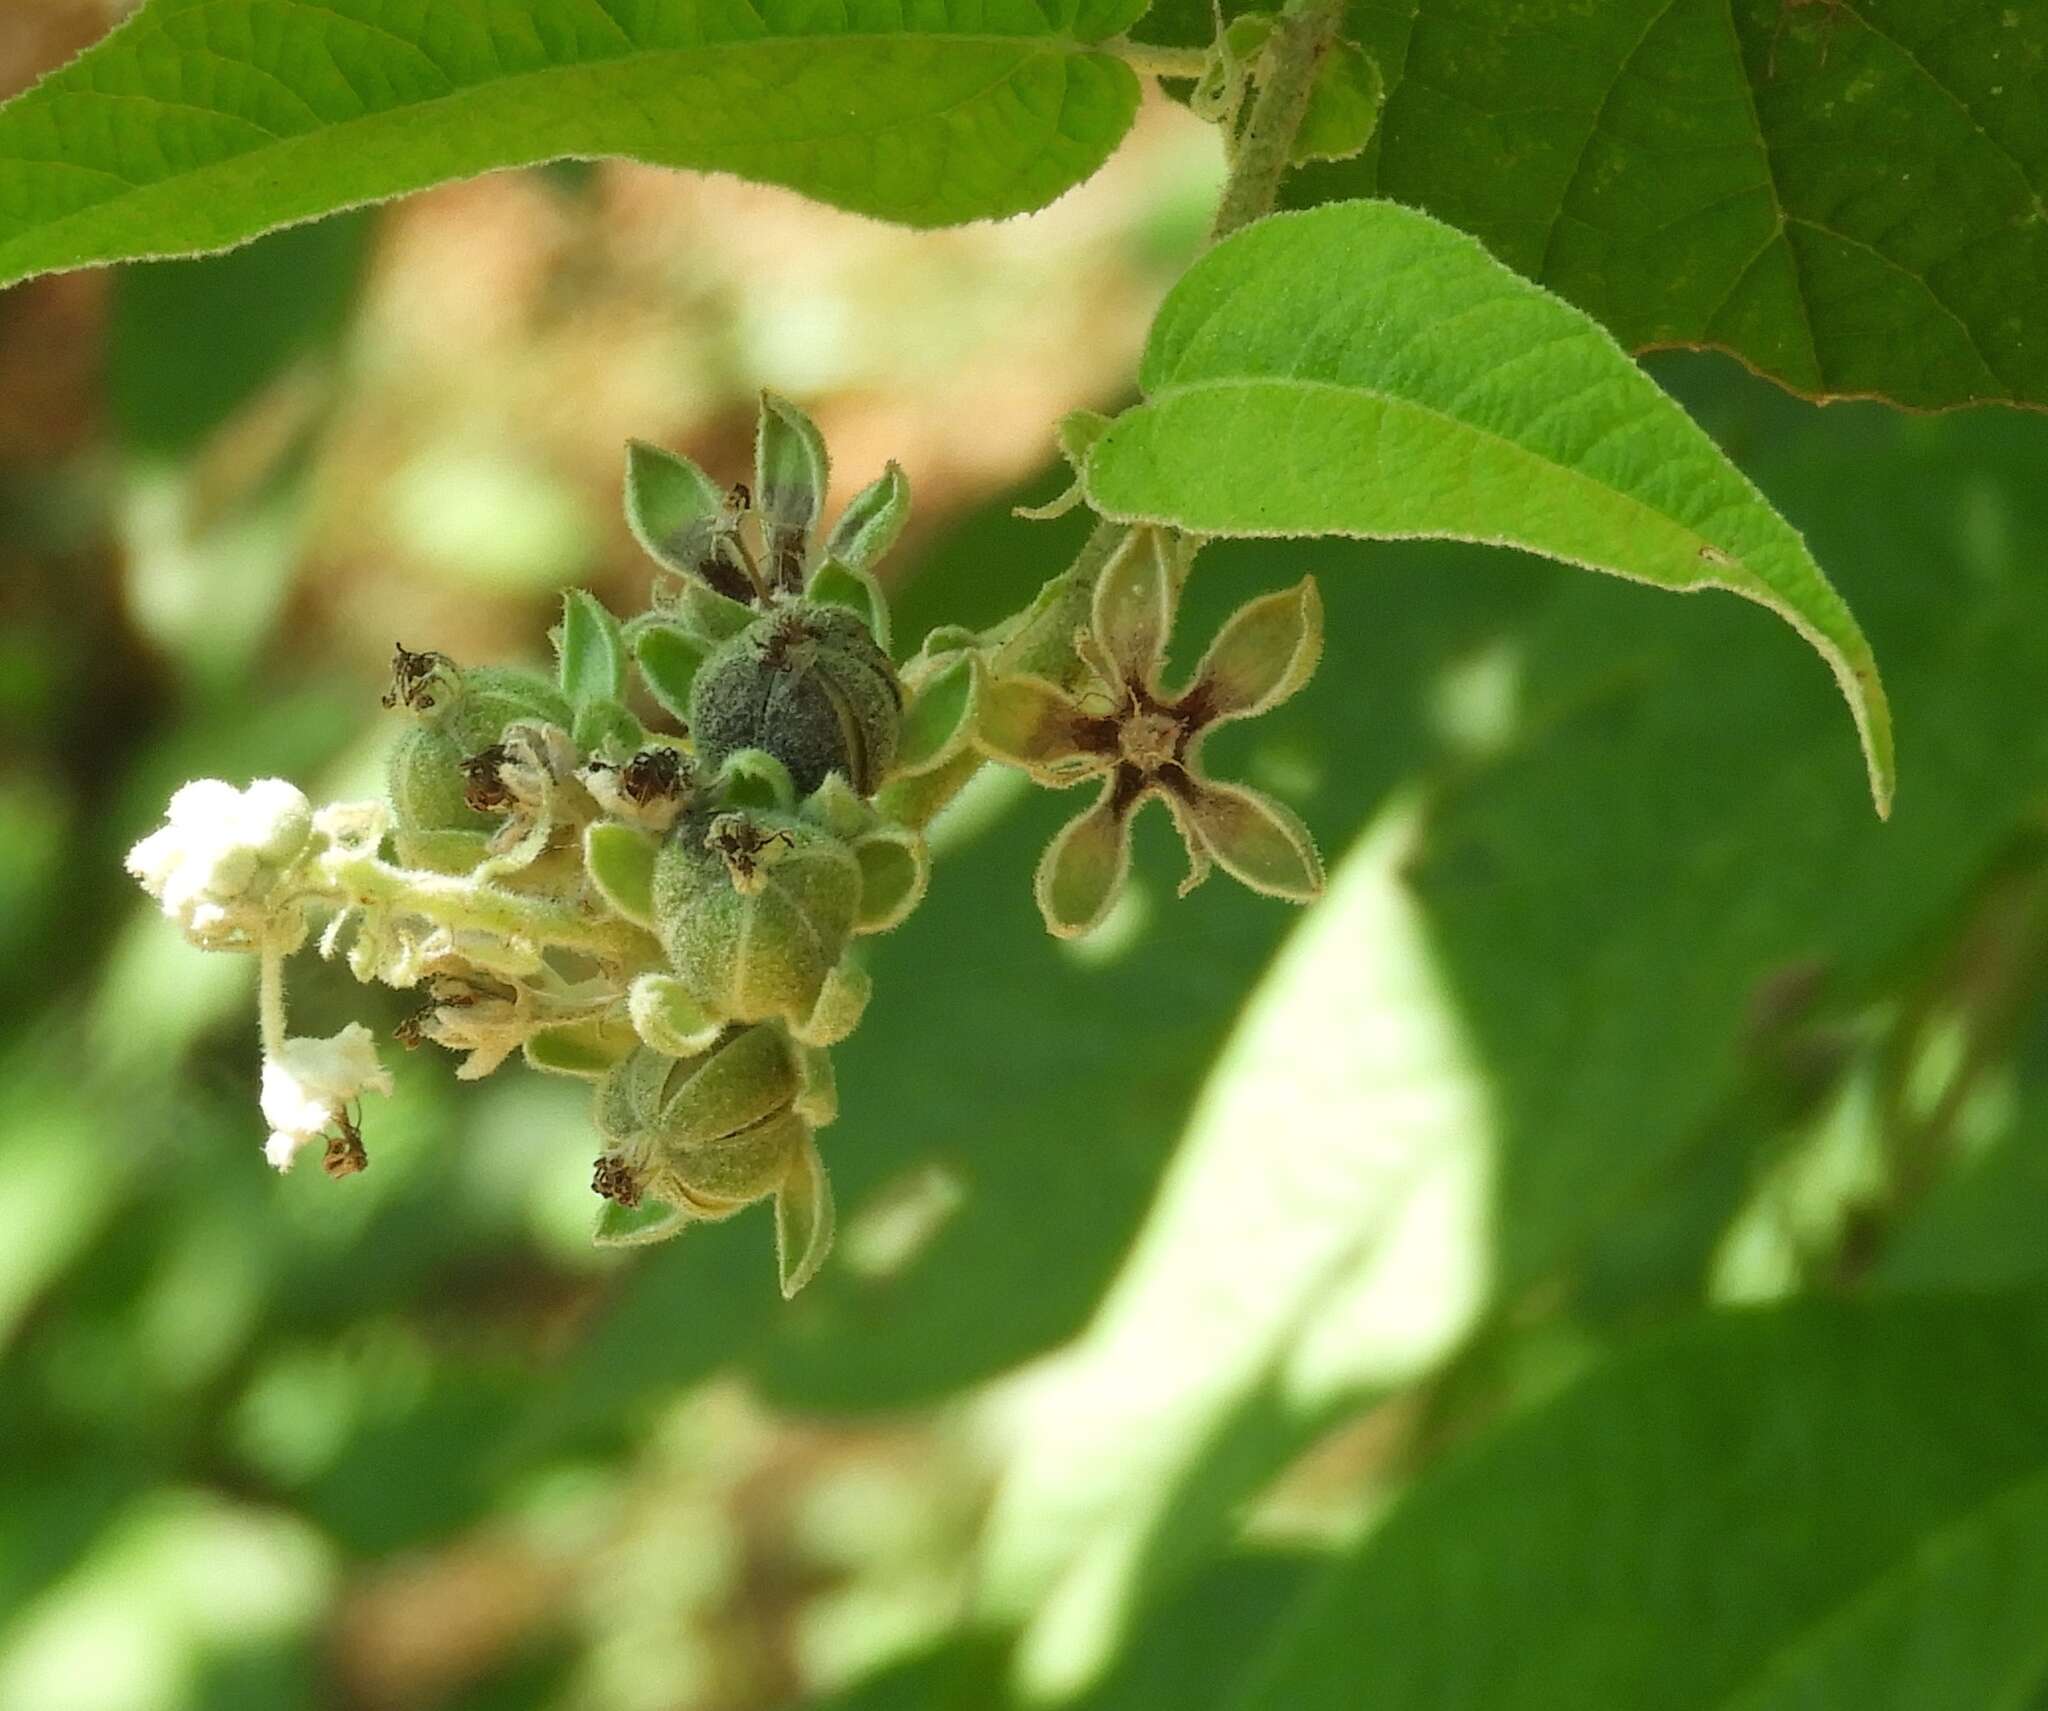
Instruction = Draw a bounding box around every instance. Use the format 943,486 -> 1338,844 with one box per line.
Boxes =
126,777 -> 313,946
258,1023 -> 394,1172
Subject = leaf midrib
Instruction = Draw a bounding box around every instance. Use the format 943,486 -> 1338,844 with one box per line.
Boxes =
1117,373 -> 1767,583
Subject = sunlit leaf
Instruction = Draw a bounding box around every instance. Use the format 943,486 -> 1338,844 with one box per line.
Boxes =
0,0 -> 1149,288
1083,200 -> 1893,815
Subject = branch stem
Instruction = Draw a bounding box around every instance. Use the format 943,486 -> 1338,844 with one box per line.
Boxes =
323,850 -> 660,965
1211,0 -> 1345,242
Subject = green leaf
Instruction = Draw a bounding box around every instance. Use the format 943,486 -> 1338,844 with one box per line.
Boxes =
583,822 -> 657,929
0,0 -> 1148,288
631,622 -> 712,726
594,1196 -> 696,1249
852,831 -> 929,933
1299,0 -> 2048,412
1291,40 -> 1380,165
555,588 -> 626,716
571,697 -> 642,759
756,390 -> 830,592
714,748 -> 799,812
1083,199 -> 1894,816
1235,1292 -> 2048,1711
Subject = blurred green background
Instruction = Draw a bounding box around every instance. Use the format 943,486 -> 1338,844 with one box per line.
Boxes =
6,5 -> 2048,1710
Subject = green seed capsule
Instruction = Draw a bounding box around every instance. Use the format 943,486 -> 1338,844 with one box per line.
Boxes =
687,602 -> 902,796
382,647 -> 572,871
653,807 -> 861,1033
595,1032 -> 811,1212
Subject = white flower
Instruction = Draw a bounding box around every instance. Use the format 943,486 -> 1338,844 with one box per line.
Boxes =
259,1024 -> 394,1172
127,777 -> 313,945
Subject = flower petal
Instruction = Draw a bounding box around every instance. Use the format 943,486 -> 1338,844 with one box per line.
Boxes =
1172,775 -> 1324,903
1089,528 -> 1174,687
977,674 -> 1106,781
1034,779 -> 1139,938
1185,576 -> 1323,726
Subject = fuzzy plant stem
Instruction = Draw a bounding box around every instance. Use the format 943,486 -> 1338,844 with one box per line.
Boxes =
1210,0 -> 1346,241
321,849 -> 661,966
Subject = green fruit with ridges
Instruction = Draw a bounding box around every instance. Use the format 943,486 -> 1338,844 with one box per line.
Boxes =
652,807 -> 861,1032
687,601 -> 901,796
594,1032 -> 812,1213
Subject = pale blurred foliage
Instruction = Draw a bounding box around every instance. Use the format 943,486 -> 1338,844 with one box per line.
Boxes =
282,109 -> 1217,685
0,9 -> 1227,1705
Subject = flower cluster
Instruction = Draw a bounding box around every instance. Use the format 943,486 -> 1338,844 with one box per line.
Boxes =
126,397 -> 1327,1295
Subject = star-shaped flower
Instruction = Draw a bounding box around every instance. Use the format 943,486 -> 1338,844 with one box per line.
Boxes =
977,530 -> 1325,937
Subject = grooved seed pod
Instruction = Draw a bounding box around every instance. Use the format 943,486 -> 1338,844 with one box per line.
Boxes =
382,647 -> 573,872
594,1032 -> 811,1213
652,807 -> 862,1034
687,602 -> 902,797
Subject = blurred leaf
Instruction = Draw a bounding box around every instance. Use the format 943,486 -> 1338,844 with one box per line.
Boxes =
1084,199 -> 1892,814
806,1551 -> 1317,1711
1291,0 -> 2048,412
979,795 -> 1495,1692
388,449 -> 599,591
1878,1084 -> 2048,1295
745,536 -> 1534,1414
1236,1291 -> 2048,1711
0,0 -> 1148,286
978,367 -> 2048,1689
108,214 -> 369,457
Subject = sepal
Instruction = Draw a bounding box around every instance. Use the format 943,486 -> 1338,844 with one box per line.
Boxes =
756,392 -> 830,590
525,1012 -> 639,1078
824,460 -> 910,571
807,556 -> 892,652
774,1136 -> 835,1298
628,972 -> 724,1057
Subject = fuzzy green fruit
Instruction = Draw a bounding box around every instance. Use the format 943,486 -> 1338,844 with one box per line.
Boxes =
594,1032 -> 810,1213
687,602 -> 901,796
652,808 -> 861,1034
382,647 -> 572,872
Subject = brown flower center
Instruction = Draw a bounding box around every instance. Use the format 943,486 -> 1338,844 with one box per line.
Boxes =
1118,706 -> 1183,773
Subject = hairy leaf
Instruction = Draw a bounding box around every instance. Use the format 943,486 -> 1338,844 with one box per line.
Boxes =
1237,1292 -> 2048,1711
0,0 -> 1146,288
1083,199 -> 1894,814
1132,0 -> 2048,411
